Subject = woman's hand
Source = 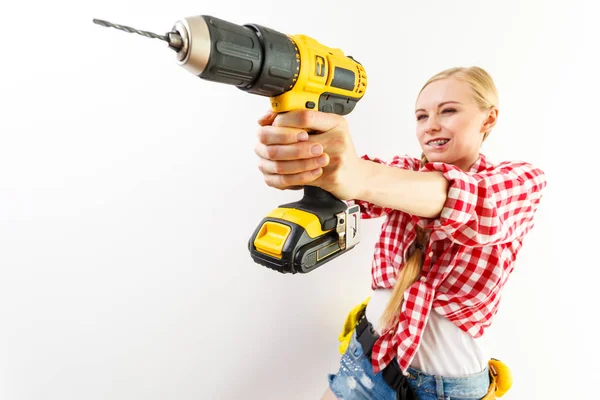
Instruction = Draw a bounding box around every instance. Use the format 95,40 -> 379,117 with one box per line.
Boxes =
254,109 -> 365,200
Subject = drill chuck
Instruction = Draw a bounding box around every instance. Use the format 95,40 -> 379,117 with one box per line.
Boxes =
170,17 -> 211,76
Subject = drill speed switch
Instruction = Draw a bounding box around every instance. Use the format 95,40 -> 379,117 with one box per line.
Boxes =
93,15 -> 368,274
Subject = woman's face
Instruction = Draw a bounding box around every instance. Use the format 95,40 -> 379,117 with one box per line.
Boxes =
415,77 -> 497,170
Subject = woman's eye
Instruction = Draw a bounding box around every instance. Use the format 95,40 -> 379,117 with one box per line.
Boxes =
442,108 -> 456,114
417,115 -> 427,121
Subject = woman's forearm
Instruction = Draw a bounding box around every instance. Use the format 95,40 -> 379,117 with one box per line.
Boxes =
355,159 -> 449,218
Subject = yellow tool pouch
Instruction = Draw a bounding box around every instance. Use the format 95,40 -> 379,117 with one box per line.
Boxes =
338,296 -> 370,354
483,358 -> 513,398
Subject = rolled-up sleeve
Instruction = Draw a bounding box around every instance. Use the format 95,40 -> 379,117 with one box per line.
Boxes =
350,154 -> 421,219
416,160 -> 547,246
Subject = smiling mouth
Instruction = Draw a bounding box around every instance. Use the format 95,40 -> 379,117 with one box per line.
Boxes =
427,138 -> 450,146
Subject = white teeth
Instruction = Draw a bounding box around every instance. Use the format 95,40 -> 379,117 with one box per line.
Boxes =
428,139 -> 449,146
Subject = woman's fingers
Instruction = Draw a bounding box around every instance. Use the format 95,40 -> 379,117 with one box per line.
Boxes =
257,110 -> 277,127
272,109 -> 345,132
254,141 -> 324,161
257,125 -> 309,145
258,154 -> 330,175
263,168 -> 323,189
255,109 -> 343,191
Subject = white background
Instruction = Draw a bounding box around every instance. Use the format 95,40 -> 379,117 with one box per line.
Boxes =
1,0 -> 598,399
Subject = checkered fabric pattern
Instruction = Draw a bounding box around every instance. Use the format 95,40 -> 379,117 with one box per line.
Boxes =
350,153 -> 547,374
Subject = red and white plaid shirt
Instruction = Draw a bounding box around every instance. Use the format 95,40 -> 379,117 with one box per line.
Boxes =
351,153 -> 547,374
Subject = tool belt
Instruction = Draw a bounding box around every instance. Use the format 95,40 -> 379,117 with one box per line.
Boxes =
354,307 -> 418,400
339,297 -> 513,399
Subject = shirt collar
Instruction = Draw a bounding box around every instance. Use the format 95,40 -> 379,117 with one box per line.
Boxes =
468,153 -> 489,174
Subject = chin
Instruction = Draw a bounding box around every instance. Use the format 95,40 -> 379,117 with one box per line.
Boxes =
423,153 -> 448,163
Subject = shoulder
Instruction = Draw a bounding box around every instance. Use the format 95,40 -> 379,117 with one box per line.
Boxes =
476,156 -> 547,188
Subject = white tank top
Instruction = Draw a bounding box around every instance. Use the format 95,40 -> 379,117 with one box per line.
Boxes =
365,288 -> 488,377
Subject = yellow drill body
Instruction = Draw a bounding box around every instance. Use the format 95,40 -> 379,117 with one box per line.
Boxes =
270,34 -> 367,114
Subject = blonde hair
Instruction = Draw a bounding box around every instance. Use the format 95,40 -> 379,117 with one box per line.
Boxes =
378,66 -> 499,331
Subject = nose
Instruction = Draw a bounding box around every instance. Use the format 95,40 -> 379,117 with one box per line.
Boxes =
424,114 -> 441,134
423,113 -> 441,133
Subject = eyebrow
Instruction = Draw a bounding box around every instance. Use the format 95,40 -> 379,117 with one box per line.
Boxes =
415,101 -> 462,114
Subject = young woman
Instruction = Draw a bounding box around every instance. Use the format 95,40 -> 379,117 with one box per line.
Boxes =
254,67 -> 547,399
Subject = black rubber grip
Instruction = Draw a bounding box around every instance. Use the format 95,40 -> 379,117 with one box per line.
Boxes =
280,186 -> 347,231
198,16 -> 298,97
242,24 -> 300,97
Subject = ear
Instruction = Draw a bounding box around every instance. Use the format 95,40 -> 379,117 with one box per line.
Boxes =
481,107 -> 499,134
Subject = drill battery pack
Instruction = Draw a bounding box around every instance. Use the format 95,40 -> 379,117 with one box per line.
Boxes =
248,194 -> 361,274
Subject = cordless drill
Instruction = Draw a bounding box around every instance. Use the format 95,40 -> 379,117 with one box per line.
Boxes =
93,15 -> 368,274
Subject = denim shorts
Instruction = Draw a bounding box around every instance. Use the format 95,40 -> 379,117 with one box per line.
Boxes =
327,330 -> 491,400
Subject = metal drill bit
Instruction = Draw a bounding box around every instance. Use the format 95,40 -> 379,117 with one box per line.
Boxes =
93,18 -> 183,50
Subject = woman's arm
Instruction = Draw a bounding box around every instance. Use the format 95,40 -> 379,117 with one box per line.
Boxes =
416,161 -> 546,247
348,154 -> 425,219
357,158 -> 546,247
356,159 -> 449,219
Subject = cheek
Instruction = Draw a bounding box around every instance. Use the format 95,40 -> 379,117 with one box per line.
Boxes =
445,117 -> 466,133
455,132 -> 481,152
445,118 -> 475,142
